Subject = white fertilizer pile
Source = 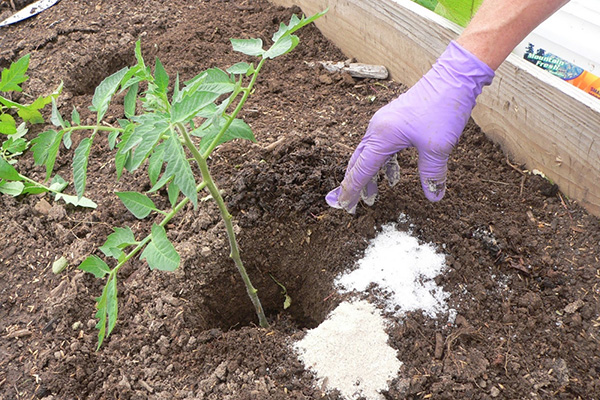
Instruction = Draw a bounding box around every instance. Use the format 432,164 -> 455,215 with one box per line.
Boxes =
294,222 -> 449,399
336,223 -> 449,316
294,300 -> 402,400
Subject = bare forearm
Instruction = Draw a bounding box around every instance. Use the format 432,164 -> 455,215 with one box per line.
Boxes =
456,0 -> 569,70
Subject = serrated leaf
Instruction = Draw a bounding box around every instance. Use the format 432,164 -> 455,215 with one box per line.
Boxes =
116,191 -> 158,219
100,226 -> 138,259
49,174 -> 68,192
0,156 -> 21,181
227,62 -> 252,75
90,67 -> 129,122
94,274 -> 118,349
0,180 -> 24,196
127,114 -> 169,171
71,106 -> 81,125
147,142 -> 165,186
79,255 -> 110,278
167,181 -> 179,207
124,82 -> 138,119
147,172 -> 173,193
199,118 -> 256,154
265,34 -> 300,59
63,131 -> 73,150
17,90 -> 59,124
230,38 -> 264,57
164,135 -> 197,207
194,68 -> 235,95
140,224 -> 180,271
50,98 -> 66,128
0,54 -> 29,92
272,10 -> 327,43
0,114 -> 16,135
31,129 -> 63,180
55,193 -> 98,208
2,137 -> 27,155
31,130 -> 57,165
114,123 -> 135,178
171,90 -> 220,123
73,137 -> 92,198
154,58 -> 169,93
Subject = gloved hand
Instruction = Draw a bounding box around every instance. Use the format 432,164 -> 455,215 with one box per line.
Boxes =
326,41 -> 495,213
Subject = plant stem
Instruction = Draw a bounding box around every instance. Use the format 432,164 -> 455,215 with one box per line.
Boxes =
179,123 -> 269,329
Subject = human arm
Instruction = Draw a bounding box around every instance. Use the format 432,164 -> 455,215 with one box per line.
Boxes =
326,0 -> 570,213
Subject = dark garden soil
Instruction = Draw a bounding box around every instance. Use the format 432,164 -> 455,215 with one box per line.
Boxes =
1,1 -> 599,399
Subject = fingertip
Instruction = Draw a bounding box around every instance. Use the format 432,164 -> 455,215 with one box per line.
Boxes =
421,178 -> 446,202
325,187 -> 343,209
326,186 -> 358,214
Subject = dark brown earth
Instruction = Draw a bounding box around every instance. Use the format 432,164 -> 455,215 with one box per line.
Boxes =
1,1 -> 599,399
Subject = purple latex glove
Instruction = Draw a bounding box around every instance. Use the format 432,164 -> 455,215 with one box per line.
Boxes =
326,41 -> 495,213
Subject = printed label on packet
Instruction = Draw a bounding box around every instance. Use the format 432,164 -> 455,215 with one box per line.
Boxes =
523,43 -> 600,100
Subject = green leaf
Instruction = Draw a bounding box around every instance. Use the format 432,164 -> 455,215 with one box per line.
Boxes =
227,62 -> 252,75
63,131 -> 72,150
31,129 -> 63,180
154,58 -> 169,93
49,174 -> 68,192
79,255 -> 111,278
167,181 -> 179,207
0,156 -> 22,181
124,82 -> 138,119
114,124 -> 134,179
73,137 -> 92,198
265,34 -> 300,59
2,137 -> 27,155
55,193 -> 98,208
193,68 -> 235,95
140,223 -> 180,271
94,274 -> 118,349
116,191 -> 158,219
272,10 -> 327,43
230,38 -> 264,57
31,130 -> 57,165
21,182 -> 49,195
0,54 -> 29,92
164,135 -> 197,207
50,98 -> 66,128
147,142 -> 165,186
17,88 -> 60,124
126,114 -> 169,171
0,180 -> 24,196
147,172 -> 173,193
71,106 -> 81,125
100,226 -> 138,259
0,114 -> 17,135
171,90 -> 220,123
90,67 -> 129,122
199,118 -> 256,154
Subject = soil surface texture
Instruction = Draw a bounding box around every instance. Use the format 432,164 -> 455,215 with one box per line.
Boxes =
1,1 -> 599,399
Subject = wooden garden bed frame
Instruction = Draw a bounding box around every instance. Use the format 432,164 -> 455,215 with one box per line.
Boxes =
270,0 -> 600,217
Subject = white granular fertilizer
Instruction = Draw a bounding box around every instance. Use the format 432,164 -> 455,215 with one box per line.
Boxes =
294,222 -> 451,399
294,300 -> 402,400
336,223 -> 448,317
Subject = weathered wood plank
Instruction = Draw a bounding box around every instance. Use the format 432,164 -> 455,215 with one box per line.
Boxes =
271,0 -> 600,216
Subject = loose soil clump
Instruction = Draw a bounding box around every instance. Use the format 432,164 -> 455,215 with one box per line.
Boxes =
1,1 -> 599,399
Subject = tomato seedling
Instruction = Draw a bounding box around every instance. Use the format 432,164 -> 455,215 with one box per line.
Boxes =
47,10 -> 326,348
